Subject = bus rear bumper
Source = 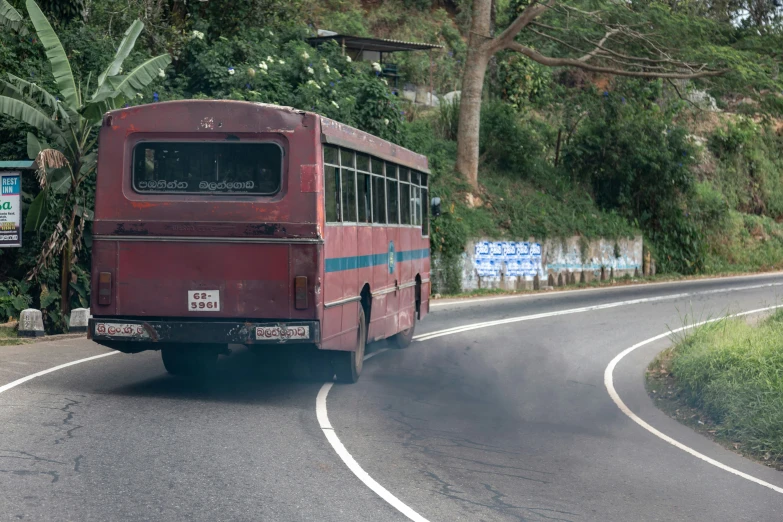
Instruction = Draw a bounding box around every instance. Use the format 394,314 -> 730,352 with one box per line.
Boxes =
89,318 -> 320,348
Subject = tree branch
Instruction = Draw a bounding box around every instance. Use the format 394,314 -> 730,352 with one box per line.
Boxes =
579,29 -> 617,62
491,0 -> 555,52
506,41 -> 727,79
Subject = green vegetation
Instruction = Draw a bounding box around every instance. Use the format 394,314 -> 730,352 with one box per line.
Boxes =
1,0 -> 783,319
649,312 -> 783,467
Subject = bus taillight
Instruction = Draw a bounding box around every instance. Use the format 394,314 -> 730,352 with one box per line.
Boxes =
295,276 -> 308,310
98,272 -> 112,305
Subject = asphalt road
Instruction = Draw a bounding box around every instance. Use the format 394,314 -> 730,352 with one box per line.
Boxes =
3,273 -> 783,521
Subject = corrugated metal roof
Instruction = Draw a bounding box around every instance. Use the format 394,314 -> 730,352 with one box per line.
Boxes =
0,161 -> 35,169
307,35 -> 442,52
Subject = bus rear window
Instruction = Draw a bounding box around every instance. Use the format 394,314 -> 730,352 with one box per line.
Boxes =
132,142 -> 282,195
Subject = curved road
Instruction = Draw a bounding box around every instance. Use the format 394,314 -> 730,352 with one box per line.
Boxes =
3,274 -> 783,521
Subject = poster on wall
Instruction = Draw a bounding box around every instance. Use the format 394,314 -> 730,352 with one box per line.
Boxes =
0,172 -> 22,248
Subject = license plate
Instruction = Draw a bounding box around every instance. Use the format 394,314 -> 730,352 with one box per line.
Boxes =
188,290 -> 220,311
95,323 -> 149,338
255,325 -> 310,340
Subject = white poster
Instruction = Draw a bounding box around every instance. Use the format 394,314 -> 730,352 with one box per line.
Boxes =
0,173 -> 21,248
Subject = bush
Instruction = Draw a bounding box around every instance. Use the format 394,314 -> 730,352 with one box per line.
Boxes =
479,100 -> 555,178
563,86 -> 701,272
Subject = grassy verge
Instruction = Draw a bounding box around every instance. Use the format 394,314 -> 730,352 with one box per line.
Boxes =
647,311 -> 783,470
0,324 -> 25,346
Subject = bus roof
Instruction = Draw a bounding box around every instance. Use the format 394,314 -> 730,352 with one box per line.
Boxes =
105,100 -> 430,174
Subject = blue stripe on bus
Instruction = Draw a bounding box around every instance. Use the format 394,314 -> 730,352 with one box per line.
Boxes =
325,248 -> 429,273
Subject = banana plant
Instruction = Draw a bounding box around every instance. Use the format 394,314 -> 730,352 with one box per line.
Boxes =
0,0 -> 27,34
0,0 -> 170,317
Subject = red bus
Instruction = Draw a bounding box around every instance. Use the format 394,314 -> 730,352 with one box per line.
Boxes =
88,100 -> 433,382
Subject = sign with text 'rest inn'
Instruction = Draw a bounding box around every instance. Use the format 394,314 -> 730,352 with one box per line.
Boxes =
0,173 -> 22,248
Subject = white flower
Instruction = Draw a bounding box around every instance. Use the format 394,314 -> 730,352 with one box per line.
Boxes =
267,56 -> 274,63
331,100 -> 339,109
191,30 -> 204,40
345,55 -> 352,62
279,59 -> 285,65
306,79 -> 321,89
158,68 -> 165,78
381,78 -> 388,85
258,62 -> 268,71
383,118 -> 389,125
269,30 -> 274,36
136,93 -> 143,99
302,51 -> 310,60
372,62 -> 382,72
306,66 -> 314,75
325,64 -> 330,74
228,67 -> 235,75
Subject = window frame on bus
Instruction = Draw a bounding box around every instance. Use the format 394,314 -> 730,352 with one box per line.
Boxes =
130,139 -> 285,197
323,144 -> 428,235
323,144 -> 342,223
339,148 -> 358,224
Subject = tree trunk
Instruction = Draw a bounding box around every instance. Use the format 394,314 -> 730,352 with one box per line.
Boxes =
455,0 -> 493,190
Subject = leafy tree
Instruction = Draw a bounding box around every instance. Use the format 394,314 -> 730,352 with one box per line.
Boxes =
0,0 -> 170,316
453,0 -> 778,189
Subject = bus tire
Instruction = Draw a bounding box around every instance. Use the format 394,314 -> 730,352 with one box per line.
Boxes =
162,346 -> 217,378
332,307 -> 366,384
391,316 -> 416,349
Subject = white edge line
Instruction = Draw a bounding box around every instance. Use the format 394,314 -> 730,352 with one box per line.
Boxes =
429,271 -> 783,308
415,282 -> 783,342
0,351 -> 117,395
316,379 -> 430,522
605,304 -> 783,495
318,281 -> 783,518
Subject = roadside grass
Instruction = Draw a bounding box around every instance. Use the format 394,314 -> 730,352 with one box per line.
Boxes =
0,325 -> 24,346
647,311 -> 783,469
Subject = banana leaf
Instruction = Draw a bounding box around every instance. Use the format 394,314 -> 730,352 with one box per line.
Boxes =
0,0 -> 27,35
97,20 -> 144,90
81,89 -> 122,123
104,54 -> 172,100
0,95 -> 63,141
25,0 -> 79,109
25,190 -> 48,232
48,167 -> 71,195
27,132 -> 48,160
6,74 -> 74,121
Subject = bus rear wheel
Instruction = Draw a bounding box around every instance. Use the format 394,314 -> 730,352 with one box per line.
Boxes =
391,316 -> 416,348
162,345 -> 218,378
332,307 -> 366,383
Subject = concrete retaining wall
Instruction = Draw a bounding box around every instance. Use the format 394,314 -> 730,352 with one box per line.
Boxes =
433,236 -> 643,292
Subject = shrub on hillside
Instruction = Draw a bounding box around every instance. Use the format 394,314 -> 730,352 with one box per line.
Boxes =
563,88 -> 701,273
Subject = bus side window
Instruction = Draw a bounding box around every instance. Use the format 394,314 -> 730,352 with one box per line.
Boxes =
325,165 -> 341,222
386,163 -> 399,224
399,168 -> 411,225
421,173 -> 429,236
324,145 -> 341,223
357,171 -> 371,223
341,149 -> 357,223
356,153 -> 371,224
371,157 -> 386,224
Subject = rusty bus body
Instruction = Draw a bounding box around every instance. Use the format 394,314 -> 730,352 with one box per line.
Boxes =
88,100 -> 431,382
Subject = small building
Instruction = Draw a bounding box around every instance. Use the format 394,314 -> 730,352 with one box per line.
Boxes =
307,30 -> 442,105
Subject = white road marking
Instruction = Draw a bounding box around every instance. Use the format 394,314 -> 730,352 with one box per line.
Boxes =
415,281 -> 783,341
605,305 -> 783,495
429,271 -> 783,308
0,351 -> 117,395
316,381 -> 430,522
319,279 -> 783,518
